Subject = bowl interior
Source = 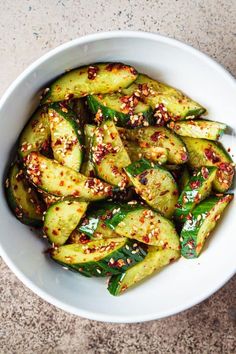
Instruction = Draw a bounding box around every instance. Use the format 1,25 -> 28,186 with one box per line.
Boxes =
0,32 -> 235,322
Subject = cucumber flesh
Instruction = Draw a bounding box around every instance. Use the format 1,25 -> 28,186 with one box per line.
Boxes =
108,247 -> 180,295
174,166 -> 217,222
43,63 -> 138,103
51,237 -> 147,277
123,139 -> 168,164
122,74 -> 206,120
180,194 -> 233,258
5,162 -> 44,226
18,106 -> 50,158
105,205 -> 180,249
44,200 -> 88,245
87,92 -> 153,128
25,152 -> 112,201
49,103 -> 83,171
120,127 -> 188,164
92,120 -> 131,187
182,136 -> 234,192
125,159 -> 179,218
169,119 -> 226,140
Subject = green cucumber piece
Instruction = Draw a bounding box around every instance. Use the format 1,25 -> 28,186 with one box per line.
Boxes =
108,247 -> 180,295
25,152 -> 112,200
18,106 -> 50,158
87,92 -> 153,128
174,166 -> 217,222
180,194 -> 233,258
178,166 -> 190,192
120,126 -> 188,164
123,139 -> 168,164
43,63 -> 138,103
51,237 -> 147,277
105,205 -> 180,249
78,204 -> 121,239
72,98 -> 91,127
5,162 -> 44,226
48,103 -> 83,171
169,119 -> 226,140
122,74 -> 206,120
92,120 -> 131,187
80,124 -> 96,177
125,159 -> 178,218
44,200 -> 88,245
182,136 -> 235,192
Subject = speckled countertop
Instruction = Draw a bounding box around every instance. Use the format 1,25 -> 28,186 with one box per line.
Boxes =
0,1 -> 236,353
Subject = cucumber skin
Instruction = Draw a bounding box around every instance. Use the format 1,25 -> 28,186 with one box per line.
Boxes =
108,248 -> 180,295
87,95 -> 153,128
180,194 -> 233,258
5,163 -> 43,227
51,238 -> 147,277
174,166 -> 217,223
42,63 -> 138,103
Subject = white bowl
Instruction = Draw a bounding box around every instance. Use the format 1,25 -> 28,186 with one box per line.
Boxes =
0,31 -> 235,323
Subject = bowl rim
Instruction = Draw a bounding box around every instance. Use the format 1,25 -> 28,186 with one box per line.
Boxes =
0,30 -> 235,323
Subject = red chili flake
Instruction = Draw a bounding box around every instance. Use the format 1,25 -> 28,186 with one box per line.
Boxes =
142,235 -> 150,243
31,119 -> 39,128
180,152 -> 188,161
175,203 -> 182,208
172,190 -> 178,196
219,162 -> 234,174
151,131 -> 162,142
139,171 -> 148,185
52,229 -> 58,236
160,190 -> 169,196
204,148 -> 220,163
189,180 -> 201,189
154,103 -> 171,125
201,167 -> 209,179
59,181 -> 64,186
87,65 -> 99,80
79,234 -> 90,244
227,147 -> 231,152
106,63 -> 126,71
138,83 -> 149,97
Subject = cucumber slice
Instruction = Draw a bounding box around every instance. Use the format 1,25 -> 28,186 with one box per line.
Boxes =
87,92 -> 153,128
78,203 -> 122,239
44,200 -> 88,245
43,63 -> 138,103
178,166 -> 190,192
48,103 -> 83,171
174,166 -> 217,222
92,120 -> 131,187
5,162 -> 44,226
122,74 -> 206,121
80,124 -> 96,177
72,98 -> 91,127
108,247 -> 180,295
169,119 -> 226,140
182,136 -> 235,192
120,126 -> 188,164
180,194 -> 233,258
125,159 -> 178,218
18,106 -> 50,158
123,139 -> 168,164
25,152 -> 112,201
51,237 -> 147,277
105,205 -> 180,249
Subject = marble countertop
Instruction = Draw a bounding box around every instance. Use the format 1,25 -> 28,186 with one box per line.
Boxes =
0,1 -> 236,353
